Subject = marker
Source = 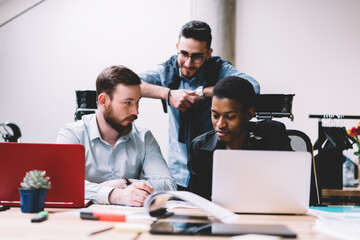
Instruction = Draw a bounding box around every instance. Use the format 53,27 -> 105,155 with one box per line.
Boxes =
31,211 -> 48,223
0,205 -> 10,211
81,211 -> 126,222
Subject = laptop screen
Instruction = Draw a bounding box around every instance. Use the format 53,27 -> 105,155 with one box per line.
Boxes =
212,150 -> 311,214
0,143 -> 85,207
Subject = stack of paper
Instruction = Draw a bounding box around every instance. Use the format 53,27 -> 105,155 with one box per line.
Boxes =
308,206 -> 360,240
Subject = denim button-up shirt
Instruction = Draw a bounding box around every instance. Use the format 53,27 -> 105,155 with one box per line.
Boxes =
139,56 -> 260,187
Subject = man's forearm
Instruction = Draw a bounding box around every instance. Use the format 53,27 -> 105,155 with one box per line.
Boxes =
140,80 -> 169,100
85,180 -> 114,204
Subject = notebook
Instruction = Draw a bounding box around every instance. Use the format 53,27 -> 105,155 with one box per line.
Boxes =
212,150 -> 312,214
0,142 -> 88,207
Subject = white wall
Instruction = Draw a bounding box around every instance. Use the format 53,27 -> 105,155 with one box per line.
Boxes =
1,0 -> 360,159
235,0 -> 360,147
0,0 -> 191,157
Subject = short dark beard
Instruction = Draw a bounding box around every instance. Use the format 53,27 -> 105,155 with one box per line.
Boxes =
104,106 -> 136,136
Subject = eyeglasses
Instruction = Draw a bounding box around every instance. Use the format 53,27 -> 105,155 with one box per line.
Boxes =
178,51 -> 207,64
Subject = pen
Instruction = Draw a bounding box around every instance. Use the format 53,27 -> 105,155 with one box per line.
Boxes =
31,211 -> 48,223
124,178 -> 132,186
88,226 -> 113,236
81,211 -> 126,222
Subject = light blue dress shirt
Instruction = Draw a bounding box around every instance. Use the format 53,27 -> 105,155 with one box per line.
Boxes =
56,114 -> 177,204
139,57 -> 260,187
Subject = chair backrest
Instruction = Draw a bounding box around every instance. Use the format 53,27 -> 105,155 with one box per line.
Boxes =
286,129 -> 320,206
74,90 -> 97,121
254,94 -> 295,121
287,129 -> 313,155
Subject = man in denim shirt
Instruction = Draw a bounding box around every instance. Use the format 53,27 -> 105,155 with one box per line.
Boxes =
139,21 -> 260,190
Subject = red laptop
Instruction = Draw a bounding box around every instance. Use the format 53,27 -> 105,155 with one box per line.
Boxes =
0,143 -> 87,207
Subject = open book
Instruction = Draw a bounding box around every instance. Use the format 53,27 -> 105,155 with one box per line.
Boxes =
143,191 -> 240,224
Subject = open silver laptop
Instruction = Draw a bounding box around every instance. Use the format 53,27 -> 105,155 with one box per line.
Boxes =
212,150 -> 311,214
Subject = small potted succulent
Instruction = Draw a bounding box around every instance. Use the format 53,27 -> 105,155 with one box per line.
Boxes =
19,170 -> 52,213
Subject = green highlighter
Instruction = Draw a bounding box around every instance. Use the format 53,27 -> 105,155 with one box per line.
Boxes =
31,211 -> 49,223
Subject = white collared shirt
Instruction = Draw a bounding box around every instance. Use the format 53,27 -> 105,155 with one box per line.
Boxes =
56,114 -> 176,204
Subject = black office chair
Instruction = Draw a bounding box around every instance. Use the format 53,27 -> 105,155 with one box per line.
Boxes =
0,122 -> 22,142
287,129 -> 313,153
286,129 -> 320,206
254,94 -> 295,121
74,90 -> 97,121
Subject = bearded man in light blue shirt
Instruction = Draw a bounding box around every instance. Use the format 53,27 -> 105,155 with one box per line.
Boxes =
56,65 -> 176,206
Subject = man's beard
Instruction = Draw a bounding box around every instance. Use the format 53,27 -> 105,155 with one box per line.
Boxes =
179,64 -> 199,79
104,106 -> 137,136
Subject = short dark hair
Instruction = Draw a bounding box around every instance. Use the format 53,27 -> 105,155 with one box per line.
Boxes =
213,76 -> 255,110
179,20 -> 212,49
96,65 -> 140,99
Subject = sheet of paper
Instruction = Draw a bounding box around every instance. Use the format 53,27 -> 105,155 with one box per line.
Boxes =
308,206 -> 360,240
165,200 -> 198,209
314,217 -> 360,240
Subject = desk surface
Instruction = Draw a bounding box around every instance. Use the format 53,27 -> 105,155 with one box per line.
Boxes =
0,205 -> 340,240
